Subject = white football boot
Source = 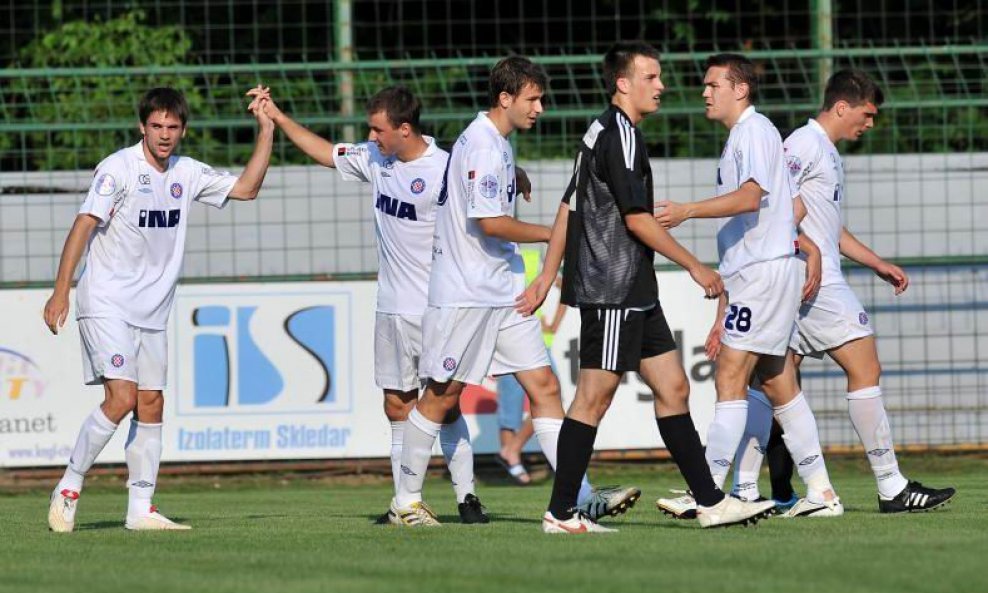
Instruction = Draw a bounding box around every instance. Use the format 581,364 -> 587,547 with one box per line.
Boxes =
48,489 -> 80,533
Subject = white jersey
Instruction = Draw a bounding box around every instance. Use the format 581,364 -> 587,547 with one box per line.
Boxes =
76,142 -> 236,330
785,119 -> 845,286
334,137 -> 447,315
428,112 -> 524,307
715,106 -> 798,277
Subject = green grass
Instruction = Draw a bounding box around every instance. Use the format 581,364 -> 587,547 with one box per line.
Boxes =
2,456 -> 987,593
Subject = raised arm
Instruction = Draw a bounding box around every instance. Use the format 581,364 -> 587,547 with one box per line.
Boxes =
228,87 -> 276,200
247,87 -> 337,168
44,214 -> 100,334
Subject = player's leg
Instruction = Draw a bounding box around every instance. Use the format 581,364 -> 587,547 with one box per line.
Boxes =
496,374 -> 532,484
762,364 -> 798,509
124,327 -> 188,531
705,344 -> 759,490
828,336 -> 955,512
49,318 -> 137,532
729,383 -> 773,503
757,351 -> 841,517
382,389 -> 418,494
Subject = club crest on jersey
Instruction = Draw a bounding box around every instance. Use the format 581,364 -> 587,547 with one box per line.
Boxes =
410,178 -> 426,194
96,173 -> 116,196
479,174 -> 499,199
859,312 -> 869,325
110,354 -> 125,368
170,183 -> 183,199
786,155 -> 802,176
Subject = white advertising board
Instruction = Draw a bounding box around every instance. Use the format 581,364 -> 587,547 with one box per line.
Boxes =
0,274 -> 719,468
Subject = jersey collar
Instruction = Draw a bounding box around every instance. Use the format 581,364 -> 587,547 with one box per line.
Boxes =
807,118 -> 838,149
421,135 -> 438,157
736,105 -> 757,124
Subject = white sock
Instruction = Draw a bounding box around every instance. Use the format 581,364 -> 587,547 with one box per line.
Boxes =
731,389 -> 772,501
847,386 -> 909,499
389,421 -> 405,494
56,407 -> 118,494
125,420 -> 162,518
395,408 -> 441,507
705,400 -> 749,490
439,415 -> 475,503
775,392 -> 834,503
533,417 -> 593,505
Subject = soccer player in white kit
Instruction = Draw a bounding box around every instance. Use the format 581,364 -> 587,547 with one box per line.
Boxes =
44,86 -> 274,531
391,56 -> 632,527
655,54 -> 843,518
731,69 -> 955,513
246,85 -> 488,523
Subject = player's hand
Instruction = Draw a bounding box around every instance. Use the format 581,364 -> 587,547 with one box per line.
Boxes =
802,251 -> 822,302
246,86 -> 284,124
516,274 -> 552,317
654,200 -> 689,229
43,292 -> 69,335
516,167 -> 533,202
689,265 -> 723,299
875,261 -> 909,295
705,320 -> 725,360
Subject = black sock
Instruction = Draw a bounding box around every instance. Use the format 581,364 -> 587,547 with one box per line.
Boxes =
657,414 -> 725,507
767,418 -> 795,500
547,417 -> 597,520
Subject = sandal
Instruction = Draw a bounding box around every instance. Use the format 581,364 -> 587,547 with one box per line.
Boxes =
495,454 -> 531,485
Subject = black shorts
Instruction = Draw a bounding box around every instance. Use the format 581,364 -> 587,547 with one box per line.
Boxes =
579,303 -> 677,372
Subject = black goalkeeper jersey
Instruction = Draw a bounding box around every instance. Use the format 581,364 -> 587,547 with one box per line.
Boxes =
561,105 -> 658,308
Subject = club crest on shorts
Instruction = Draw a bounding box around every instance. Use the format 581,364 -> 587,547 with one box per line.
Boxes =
410,177 -> 426,194
170,183 -> 183,199
442,357 -> 457,372
859,312 -> 869,325
479,174 -> 499,199
110,354 -> 125,368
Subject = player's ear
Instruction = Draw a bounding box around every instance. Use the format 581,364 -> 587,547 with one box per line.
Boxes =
734,81 -> 750,102
835,100 -> 849,118
399,122 -> 412,138
138,122 -> 146,137
498,91 -> 513,110
181,126 -> 187,138
616,76 -> 631,95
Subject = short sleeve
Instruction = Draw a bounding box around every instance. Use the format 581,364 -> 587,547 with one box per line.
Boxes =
601,128 -> 649,215
783,133 -> 820,198
193,162 -> 237,209
79,156 -> 129,227
733,127 -> 775,196
334,142 -> 374,182
464,147 -> 509,219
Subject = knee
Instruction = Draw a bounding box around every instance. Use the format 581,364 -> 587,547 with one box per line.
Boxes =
528,370 -> 561,401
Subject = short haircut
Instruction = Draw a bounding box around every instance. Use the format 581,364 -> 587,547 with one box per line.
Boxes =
488,56 -> 548,108
366,86 -> 422,133
602,41 -> 661,96
822,69 -> 885,110
138,87 -> 189,126
705,53 -> 759,103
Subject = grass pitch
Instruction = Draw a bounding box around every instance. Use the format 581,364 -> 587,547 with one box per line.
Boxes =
2,455 -> 986,593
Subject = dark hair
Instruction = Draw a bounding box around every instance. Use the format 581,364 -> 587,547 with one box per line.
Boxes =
822,69 -> 885,110
705,53 -> 759,103
366,86 -> 422,133
488,56 -> 548,108
138,87 -> 189,125
602,41 -> 661,96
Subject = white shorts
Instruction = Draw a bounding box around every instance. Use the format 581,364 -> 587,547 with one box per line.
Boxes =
78,317 -> 167,390
374,312 -> 423,392
419,306 -> 549,385
790,281 -> 874,358
721,257 -> 801,356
